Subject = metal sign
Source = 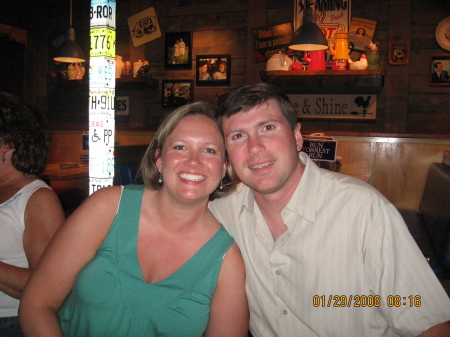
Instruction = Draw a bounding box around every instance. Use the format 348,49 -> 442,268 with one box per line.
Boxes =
89,177 -> 114,195
115,96 -> 129,115
89,147 -> 115,179
288,94 -> 377,120
89,118 -> 115,148
303,139 -> 337,161
89,88 -> 115,118
90,0 -> 116,29
90,27 -> 116,58
89,57 -> 116,89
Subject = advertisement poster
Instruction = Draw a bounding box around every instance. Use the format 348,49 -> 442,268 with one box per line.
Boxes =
347,17 -> 377,52
294,0 -> 352,41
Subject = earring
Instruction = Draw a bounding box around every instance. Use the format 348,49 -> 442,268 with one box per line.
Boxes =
158,172 -> 163,184
1,152 -> 5,165
219,179 -> 224,190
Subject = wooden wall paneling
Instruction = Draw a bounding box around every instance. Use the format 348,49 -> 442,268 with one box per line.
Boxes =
334,140 -> 372,183
371,140 -> 450,211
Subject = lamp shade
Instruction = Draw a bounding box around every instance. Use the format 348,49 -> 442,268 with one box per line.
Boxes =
289,6 -> 328,51
54,27 -> 85,63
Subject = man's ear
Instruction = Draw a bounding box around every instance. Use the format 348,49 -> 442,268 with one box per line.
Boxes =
294,122 -> 303,152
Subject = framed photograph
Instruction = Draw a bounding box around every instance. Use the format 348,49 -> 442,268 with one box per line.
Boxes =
164,32 -> 192,70
388,42 -> 408,65
162,80 -> 194,108
429,55 -> 450,86
196,54 -> 231,86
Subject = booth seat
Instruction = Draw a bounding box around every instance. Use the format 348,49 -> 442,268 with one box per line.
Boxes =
398,162 -> 450,277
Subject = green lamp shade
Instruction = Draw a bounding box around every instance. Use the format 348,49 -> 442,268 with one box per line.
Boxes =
289,6 -> 328,51
54,27 -> 85,63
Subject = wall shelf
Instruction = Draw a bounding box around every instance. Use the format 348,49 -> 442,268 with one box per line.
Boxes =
260,70 -> 385,95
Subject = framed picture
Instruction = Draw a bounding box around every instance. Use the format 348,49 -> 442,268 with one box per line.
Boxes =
196,54 -> 231,86
429,55 -> 450,86
388,42 -> 408,65
162,80 -> 194,108
164,32 -> 192,70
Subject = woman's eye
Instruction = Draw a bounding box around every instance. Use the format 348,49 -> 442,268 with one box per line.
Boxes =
205,148 -> 216,154
174,145 -> 185,150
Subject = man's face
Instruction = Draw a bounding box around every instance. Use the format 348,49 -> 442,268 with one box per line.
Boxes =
436,63 -> 444,73
222,99 -> 303,196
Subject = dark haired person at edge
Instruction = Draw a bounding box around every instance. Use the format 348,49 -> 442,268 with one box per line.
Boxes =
209,83 -> 450,337
0,92 -> 65,337
19,102 -> 248,337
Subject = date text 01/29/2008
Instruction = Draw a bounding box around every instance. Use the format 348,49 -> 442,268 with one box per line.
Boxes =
313,295 -> 421,308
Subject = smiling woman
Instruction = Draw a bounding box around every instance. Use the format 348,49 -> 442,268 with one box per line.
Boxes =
19,101 -> 249,337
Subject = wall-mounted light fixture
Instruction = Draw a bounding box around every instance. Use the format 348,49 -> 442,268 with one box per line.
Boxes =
289,5 -> 328,51
54,0 -> 85,63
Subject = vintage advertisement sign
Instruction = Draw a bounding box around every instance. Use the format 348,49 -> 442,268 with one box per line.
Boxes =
294,0 -> 351,41
288,94 -> 377,119
252,22 -> 294,62
128,7 -> 162,47
347,17 -> 377,52
115,96 -> 129,115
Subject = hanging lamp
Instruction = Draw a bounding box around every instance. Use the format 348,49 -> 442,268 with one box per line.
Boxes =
54,0 -> 85,63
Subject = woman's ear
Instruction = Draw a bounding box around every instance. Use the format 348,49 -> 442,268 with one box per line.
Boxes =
155,148 -> 162,172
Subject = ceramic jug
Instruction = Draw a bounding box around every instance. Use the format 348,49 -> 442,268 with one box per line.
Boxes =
266,52 -> 293,71
133,60 -> 143,77
115,55 -> 125,78
329,31 -> 351,70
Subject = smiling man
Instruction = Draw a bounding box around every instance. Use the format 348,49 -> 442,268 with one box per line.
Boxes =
209,83 -> 450,337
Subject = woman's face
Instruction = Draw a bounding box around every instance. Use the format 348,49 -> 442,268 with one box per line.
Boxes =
200,64 -> 208,74
219,64 -> 226,73
156,114 -> 226,203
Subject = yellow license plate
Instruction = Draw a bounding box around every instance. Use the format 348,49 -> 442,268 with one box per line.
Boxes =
90,27 -> 116,58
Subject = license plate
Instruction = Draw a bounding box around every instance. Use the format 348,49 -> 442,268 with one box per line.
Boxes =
89,88 -> 115,118
90,27 -> 116,58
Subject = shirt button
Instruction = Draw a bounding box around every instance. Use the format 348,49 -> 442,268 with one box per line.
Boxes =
275,270 -> 281,275
283,310 -> 288,315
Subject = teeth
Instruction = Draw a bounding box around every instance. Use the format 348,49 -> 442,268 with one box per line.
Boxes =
250,161 -> 274,169
179,173 -> 205,181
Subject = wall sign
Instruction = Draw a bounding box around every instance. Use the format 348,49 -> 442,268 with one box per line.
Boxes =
128,7 -> 162,47
252,22 -> 293,62
302,139 -> 337,161
294,0 -> 351,41
115,96 -> 129,115
289,94 -> 376,120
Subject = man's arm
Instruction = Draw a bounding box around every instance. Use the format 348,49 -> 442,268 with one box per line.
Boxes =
417,321 -> 450,337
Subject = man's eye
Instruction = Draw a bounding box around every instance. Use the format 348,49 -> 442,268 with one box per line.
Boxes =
263,125 -> 275,131
231,133 -> 243,140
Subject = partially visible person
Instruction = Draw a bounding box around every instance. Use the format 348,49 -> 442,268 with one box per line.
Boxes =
212,61 -> 227,80
431,61 -> 450,83
19,102 -> 248,337
179,38 -> 186,59
0,92 -> 65,337
210,83 -> 450,337
199,60 -> 212,81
